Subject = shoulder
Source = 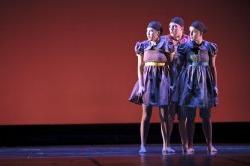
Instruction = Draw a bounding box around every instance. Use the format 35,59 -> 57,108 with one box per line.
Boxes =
158,36 -> 175,53
205,41 -> 218,49
204,41 -> 218,56
177,41 -> 191,54
180,34 -> 190,44
160,35 -> 171,42
134,40 -> 150,55
180,40 -> 192,48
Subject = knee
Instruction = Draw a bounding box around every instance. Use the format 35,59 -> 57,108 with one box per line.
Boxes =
201,117 -> 211,123
185,107 -> 196,122
159,113 -> 168,122
167,114 -> 174,122
200,109 -> 211,120
177,110 -> 187,122
142,114 -> 151,122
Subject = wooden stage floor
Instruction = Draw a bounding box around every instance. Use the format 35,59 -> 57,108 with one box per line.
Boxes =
0,144 -> 250,165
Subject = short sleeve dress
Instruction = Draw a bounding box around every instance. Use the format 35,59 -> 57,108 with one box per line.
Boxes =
128,38 -> 174,106
172,40 -> 218,109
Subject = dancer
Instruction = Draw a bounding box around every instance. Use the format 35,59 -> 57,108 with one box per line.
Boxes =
162,16 -> 190,153
174,20 -> 218,154
129,21 -> 174,154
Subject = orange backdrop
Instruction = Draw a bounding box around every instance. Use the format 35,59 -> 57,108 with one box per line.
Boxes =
0,0 -> 249,124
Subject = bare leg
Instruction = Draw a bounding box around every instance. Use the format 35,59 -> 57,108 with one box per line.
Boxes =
200,108 -> 217,154
159,106 -> 175,154
139,104 -> 152,153
167,103 -> 175,146
167,103 -> 188,153
178,107 -> 188,153
186,107 -> 196,154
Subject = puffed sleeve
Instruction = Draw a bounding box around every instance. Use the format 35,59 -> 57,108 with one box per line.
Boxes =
208,42 -> 218,57
134,42 -> 144,55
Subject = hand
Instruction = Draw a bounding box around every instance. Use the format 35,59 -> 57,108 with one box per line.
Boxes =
170,85 -> 174,91
137,85 -> 145,96
214,86 -> 218,96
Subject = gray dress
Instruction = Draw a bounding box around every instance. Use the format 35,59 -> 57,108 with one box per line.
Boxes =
172,40 -> 218,108
129,38 -> 174,106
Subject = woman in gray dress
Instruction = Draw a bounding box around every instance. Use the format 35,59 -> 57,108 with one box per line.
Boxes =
129,21 -> 174,154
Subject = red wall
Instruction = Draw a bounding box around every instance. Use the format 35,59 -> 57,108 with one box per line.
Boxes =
0,0 -> 249,125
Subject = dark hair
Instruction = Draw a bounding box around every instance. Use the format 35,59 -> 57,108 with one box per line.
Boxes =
147,21 -> 163,34
170,16 -> 184,27
190,20 -> 207,34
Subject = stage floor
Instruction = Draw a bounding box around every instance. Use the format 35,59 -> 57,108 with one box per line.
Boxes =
0,144 -> 250,165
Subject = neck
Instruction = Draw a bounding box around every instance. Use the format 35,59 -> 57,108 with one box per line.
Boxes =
151,37 -> 160,43
171,34 -> 182,41
195,37 -> 203,45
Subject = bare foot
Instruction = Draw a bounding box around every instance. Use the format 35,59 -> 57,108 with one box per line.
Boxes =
162,147 -> 175,155
182,146 -> 187,154
207,146 -> 218,154
186,147 -> 195,154
139,145 -> 147,153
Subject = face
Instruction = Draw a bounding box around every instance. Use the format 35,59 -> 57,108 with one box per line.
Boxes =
146,27 -> 160,41
189,26 -> 202,42
169,22 -> 183,37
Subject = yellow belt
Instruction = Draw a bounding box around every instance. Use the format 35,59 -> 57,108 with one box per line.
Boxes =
145,62 -> 165,66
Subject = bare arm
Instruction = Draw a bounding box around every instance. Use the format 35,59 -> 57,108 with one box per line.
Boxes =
137,54 -> 144,87
169,52 -> 175,62
210,55 -> 218,95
